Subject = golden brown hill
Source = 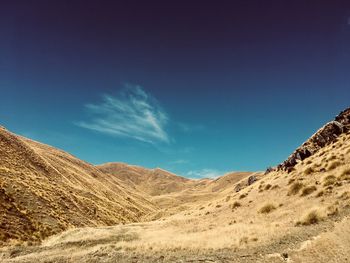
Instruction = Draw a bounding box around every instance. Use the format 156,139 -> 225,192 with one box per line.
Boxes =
97,162 -> 257,213
2,123 -> 349,263
0,126 -> 157,245
98,163 -> 256,196
97,162 -> 192,196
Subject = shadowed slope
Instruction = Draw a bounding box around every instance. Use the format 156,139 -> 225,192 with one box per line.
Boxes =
0,127 -> 157,245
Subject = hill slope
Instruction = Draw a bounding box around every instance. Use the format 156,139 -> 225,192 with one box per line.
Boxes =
97,162 -> 257,211
0,127 -> 157,244
1,108 -> 349,262
97,163 -> 194,196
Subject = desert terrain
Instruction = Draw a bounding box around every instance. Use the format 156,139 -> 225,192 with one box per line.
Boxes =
0,108 -> 350,262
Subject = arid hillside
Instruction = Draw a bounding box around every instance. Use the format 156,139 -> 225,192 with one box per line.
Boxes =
0,126 -> 157,245
0,108 -> 350,263
0,126 -> 254,246
97,162 -> 196,196
97,162 -> 257,211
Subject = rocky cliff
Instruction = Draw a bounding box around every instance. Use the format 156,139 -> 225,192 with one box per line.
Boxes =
278,107 -> 350,172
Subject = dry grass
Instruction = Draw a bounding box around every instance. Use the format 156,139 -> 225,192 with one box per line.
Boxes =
2,122 -> 350,263
339,167 -> 350,180
239,193 -> 247,199
326,204 -> 339,217
296,209 -> 323,226
230,201 -> 241,210
288,182 -> 304,196
327,161 -> 342,170
304,166 -> 314,175
258,203 -> 276,214
264,184 -> 272,190
322,175 -> 337,187
300,185 -> 317,196
315,190 -> 324,197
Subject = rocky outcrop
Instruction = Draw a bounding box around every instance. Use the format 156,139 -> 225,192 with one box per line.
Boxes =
247,175 -> 257,185
278,107 -> 350,172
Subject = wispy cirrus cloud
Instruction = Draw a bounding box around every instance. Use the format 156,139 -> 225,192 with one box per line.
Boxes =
76,84 -> 170,144
186,169 -> 225,179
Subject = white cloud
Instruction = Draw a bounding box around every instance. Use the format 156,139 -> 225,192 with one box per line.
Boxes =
186,169 -> 225,179
76,84 -> 170,144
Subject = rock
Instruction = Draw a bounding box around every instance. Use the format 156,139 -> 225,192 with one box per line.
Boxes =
278,107 -> 350,171
234,184 -> 241,192
247,175 -> 257,185
264,167 -> 274,175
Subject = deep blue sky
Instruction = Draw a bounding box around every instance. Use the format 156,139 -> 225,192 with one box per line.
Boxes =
1,1 -> 350,178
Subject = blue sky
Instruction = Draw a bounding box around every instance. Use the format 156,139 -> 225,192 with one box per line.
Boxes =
1,1 -> 350,178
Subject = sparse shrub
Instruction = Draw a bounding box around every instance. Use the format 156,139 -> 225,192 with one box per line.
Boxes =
326,205 -> 339,217
339,191 -> 350,200
288,182 -> 303,196
239,236 -> 249,245
319,151 -> 326,157
264,184 -> 272,190
216,204 -> 222,208
225,196 -> 231,202
315,190 -> 324,197
339,168 -> 350,181
259,203 -> 276,214
327,155 -> 337,161
304,166 -> 314,175
239,193 -> 247,199
271,184 -> 280,190
288,178 -> 295,185
300,185 -> 317,196
296,209 -> 323,226
230,201 -> 241,210
327,161 -> 341,170
323,175 -> 337,186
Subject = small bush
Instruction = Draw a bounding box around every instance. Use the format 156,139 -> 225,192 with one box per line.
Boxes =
304,166 -> 314,175
326,205 -> 339,217
327,155 -> 337,161
288,182 -> 304,196
287,178 -> 295,185
339,191 -> 350,200
264,184 -> 272,190
259,203 -> 276,214
339,168 -> 350,180
327,161 -> 341,170
296,209 -> 323,226
323,175 -> 337,187
239,193 -> 247,199
315,190 -> 324,197
230,201 -> 241,209
300,185 -> 317,196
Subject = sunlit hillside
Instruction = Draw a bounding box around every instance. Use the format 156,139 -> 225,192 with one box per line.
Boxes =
0,108 -> 350,262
